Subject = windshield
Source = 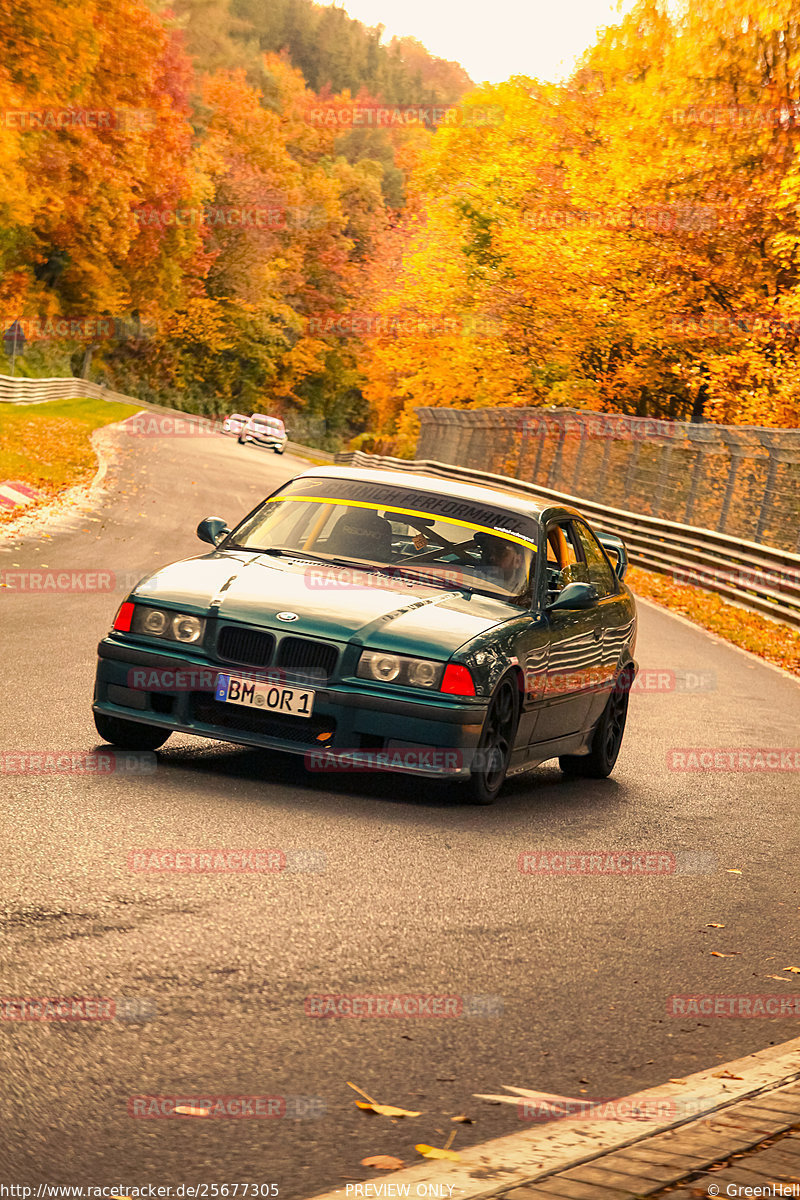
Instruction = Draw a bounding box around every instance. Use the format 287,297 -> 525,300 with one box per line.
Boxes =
227,482 -> 538,605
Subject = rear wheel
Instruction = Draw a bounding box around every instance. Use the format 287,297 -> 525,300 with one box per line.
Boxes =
94,712 -> 171,751
559,667 -> 632,778
238,432 -> 247,444
465,674 -> 519,804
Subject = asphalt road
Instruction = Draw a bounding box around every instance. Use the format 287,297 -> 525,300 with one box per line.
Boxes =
1,421 -> 799,1194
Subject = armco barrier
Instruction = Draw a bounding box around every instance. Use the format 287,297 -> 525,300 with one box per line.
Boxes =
0,374 -> 140,407
333,450 -> 800,630
0,374 -> 335,461
414,406 -> 800,553
3,377 -> 795,622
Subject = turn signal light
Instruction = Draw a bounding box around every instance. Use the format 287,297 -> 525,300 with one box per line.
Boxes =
113,601 -> 135,632
440,663 -> 476,696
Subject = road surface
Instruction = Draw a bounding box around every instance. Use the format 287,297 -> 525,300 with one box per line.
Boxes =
1,420 -> 798,1194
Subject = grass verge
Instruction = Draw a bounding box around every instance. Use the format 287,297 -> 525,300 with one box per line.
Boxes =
627,564 -> 800,677
0,397 -> 140,523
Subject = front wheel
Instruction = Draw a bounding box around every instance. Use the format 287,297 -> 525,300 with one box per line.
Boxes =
464,674 -> 519,804
94,712 -> 171,751
238,432 -> 247,444
559,666 -> 632,779
273,446 -> 285,454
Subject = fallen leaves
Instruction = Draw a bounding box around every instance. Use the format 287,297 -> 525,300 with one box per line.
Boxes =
0,400 -> 141,526
710,951 -> 738,957
626,566 -> 800,676
416,1131 -> 460,1161
783,966 -> 800,974
474,1084 -> 585,1108
347,1082 -> 421,1118
711,1070 -> 743,1080
355,1101 -> 422,1118
349,1083 -> 470,1170
174,1106 -> 210,1117
415,1144 -> 461,1161
360,1156 -> 405,1170
705,923 -> 725,928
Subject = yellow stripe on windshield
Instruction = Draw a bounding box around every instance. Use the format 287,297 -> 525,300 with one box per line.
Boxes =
266,495 -> 538,551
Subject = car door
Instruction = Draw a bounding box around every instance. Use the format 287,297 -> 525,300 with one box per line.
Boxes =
569,518 -> 634,723
532,519 -> 604,741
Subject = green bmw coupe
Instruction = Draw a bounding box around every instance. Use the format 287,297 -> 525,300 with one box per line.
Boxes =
93,465 -> 637,803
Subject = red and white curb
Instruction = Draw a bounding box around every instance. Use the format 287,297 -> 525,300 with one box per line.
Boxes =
0,480 -> 41,510
303,1036 -> 800,1199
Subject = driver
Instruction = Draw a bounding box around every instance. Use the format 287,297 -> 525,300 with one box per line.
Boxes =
474,532 -> 530,600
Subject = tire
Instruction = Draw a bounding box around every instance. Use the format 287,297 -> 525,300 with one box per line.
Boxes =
94,711 -> 171,751
465,673 -> 519,804
274,446 -> 285,454
238,432 -> 247,444
559,666 -> 632,778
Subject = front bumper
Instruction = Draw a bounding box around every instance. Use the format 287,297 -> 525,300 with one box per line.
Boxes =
246,434 -> 286,449
93,638 -> 488,778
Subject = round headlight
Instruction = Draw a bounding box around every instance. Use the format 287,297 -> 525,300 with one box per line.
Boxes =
370,654 -> 400,682
172,614 -> 203,643
143,609 -> 169,635
408,660 -> 438,687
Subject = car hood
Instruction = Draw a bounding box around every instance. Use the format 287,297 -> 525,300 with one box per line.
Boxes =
132,552 -> 519,656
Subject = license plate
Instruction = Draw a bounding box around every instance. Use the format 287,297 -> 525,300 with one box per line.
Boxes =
215,674 -> 314,718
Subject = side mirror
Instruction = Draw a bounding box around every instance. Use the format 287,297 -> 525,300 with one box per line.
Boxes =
197,516 -> 230,547
547,581 -> 598,611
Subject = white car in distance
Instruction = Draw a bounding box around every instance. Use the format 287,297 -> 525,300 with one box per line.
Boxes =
238,413 -> 288,454
222,413 -> 248,437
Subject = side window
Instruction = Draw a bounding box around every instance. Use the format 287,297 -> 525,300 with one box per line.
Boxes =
545,522 -> 588,595
571,522 -> 618,598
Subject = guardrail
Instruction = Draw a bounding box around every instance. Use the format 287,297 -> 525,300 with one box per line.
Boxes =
0,373 -> 335,461
333,450 -> 800,629
415,405 -> 800,554
0,374 -> 140,407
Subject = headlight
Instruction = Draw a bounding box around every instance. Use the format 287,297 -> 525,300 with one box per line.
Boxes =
357,651 -> 444,689
172,614 -> 203,643
142,609 -> 168,635
131,605 -> 206,645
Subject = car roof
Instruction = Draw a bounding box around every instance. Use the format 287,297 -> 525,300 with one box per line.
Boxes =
294,465 -> 583,524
